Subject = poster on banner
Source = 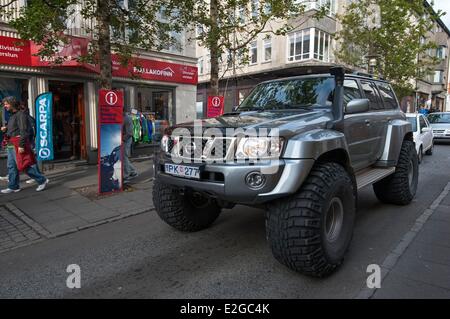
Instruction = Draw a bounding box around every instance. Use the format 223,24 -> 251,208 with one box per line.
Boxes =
98,90 -> 124,194
207,96 -> 225,118
35,92 -> 54,161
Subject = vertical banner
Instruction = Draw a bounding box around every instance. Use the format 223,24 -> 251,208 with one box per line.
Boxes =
207,96 -> 225,118
98,89 -> 124,194
35,92 -> 54,161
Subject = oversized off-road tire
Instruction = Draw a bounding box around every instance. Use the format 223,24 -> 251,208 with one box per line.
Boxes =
266,163 -> 356,278
152,179 -> 221,232
373,140 -> 418,205
425,141 -> 434,155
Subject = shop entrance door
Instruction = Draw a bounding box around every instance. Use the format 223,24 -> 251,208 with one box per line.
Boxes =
49,81 -> 86,161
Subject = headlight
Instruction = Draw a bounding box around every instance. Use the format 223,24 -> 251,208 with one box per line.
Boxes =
236,137 -> 284,159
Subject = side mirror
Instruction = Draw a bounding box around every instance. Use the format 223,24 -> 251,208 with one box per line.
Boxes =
346,99 -> 370,114
421,127 -> 431,133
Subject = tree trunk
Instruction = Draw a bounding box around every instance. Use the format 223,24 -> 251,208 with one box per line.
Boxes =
209,0 -> 219,96
97,0 -> 112,89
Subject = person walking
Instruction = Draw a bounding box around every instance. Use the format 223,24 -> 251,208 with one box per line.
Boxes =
123,110 -> 138,182
0,96 -> 49,194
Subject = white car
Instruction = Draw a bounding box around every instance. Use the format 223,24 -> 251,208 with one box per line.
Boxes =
406,113 -> 434,163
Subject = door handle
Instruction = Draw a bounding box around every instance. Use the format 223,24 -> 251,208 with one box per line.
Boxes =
365,119 -> 371,126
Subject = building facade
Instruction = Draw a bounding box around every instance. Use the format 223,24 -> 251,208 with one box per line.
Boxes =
196,0 -> 450,115
0,0 -> 198,163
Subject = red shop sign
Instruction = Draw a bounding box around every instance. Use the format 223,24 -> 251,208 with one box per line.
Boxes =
30,36 -> 91,68
112,54 -> 198,85
0,36 -> 31,66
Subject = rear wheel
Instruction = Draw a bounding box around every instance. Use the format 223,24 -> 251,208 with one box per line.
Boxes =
152,179 -> 221,232
373,140 -> 418,205
266,163 -> 356,277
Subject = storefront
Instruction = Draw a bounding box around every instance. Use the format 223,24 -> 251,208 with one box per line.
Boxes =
0,34 -> 198,162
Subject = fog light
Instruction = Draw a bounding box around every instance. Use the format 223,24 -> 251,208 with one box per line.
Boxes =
245,172 -> 266,190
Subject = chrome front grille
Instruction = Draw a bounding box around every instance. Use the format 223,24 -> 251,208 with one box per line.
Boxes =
167,136 -> 236,161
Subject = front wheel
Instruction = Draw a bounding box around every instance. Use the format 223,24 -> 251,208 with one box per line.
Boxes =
152,179 -> 221,232
373,140 -> 418,205
266,163 -> 356,277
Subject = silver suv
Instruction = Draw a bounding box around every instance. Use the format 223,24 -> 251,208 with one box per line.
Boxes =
153,67 -> 418,277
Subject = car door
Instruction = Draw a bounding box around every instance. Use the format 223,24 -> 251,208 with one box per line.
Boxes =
343,79 -> 372,171
419,115 -> 433,151
360,80 -> 387,164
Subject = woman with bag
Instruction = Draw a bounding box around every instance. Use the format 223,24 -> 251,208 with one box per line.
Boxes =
0,96 -> 49,194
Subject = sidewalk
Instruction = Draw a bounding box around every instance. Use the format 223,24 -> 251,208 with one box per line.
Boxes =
360,182 -> 450,298
0,158 -> 154,252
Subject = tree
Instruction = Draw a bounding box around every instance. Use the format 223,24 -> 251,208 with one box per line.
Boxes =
190,0 -> 326,96
336,0 -> 442,98
1,0 -> 188,89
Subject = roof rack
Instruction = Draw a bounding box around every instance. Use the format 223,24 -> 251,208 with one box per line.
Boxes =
351,71 -> 386,81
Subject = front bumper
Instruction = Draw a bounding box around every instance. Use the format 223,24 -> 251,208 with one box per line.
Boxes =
155,154 -> 315,205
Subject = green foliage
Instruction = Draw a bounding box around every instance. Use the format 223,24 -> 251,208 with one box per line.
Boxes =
185,0 -> 328,93
3,0 -> 190,86
336,0 -> 443,90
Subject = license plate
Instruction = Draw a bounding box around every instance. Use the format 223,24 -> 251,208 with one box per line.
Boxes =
164,163 -> 201,179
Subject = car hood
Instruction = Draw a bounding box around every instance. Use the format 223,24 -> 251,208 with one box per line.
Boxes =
170,109 -> 333,137
429,123 -> 450,130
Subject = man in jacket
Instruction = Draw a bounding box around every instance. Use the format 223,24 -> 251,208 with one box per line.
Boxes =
0,96 -> 49,194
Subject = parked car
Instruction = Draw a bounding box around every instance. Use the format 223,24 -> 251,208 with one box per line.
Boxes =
406,113 -> 434,163
153,68 -> 417,278
428,112 -> 450,141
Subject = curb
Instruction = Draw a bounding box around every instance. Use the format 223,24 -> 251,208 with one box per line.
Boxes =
1,202 -> 154,254
355,182 -> 450,299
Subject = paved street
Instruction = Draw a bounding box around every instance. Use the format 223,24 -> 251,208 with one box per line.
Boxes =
0,145 -> 450,298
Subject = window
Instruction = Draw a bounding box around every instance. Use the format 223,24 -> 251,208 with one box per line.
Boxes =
250,41 -> 258,64
239,77 -> 335,111
227,50 -> 233,69
437,46 -> 446,59
433,70 -> 443,83
238,6 -> 245,24
295,0 -> 336,15
361,81 -> 382,110
314,30 -> 332,61
198,58 -> 204,74
407,117 -> 418,132
251,0 -> 259,18
377,83 -> 398,109
288,29 -> 311,61
419,116 -> 426,131
264,37 -> 272,61
343,80 -> 361,107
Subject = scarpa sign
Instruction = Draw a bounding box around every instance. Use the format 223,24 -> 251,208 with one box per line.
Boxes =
35,92 -> 54,161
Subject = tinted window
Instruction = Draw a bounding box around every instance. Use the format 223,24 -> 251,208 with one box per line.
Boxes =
239,77 -> 335,111
361,81 -> 382,110
377,83 -> 398,109
343,80 -> 361,107
407,117 -> 417,132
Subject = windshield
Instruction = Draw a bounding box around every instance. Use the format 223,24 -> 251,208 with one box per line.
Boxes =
428,113 -> 450,124
406,117 -> 417,132
238,77 -> 335,111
